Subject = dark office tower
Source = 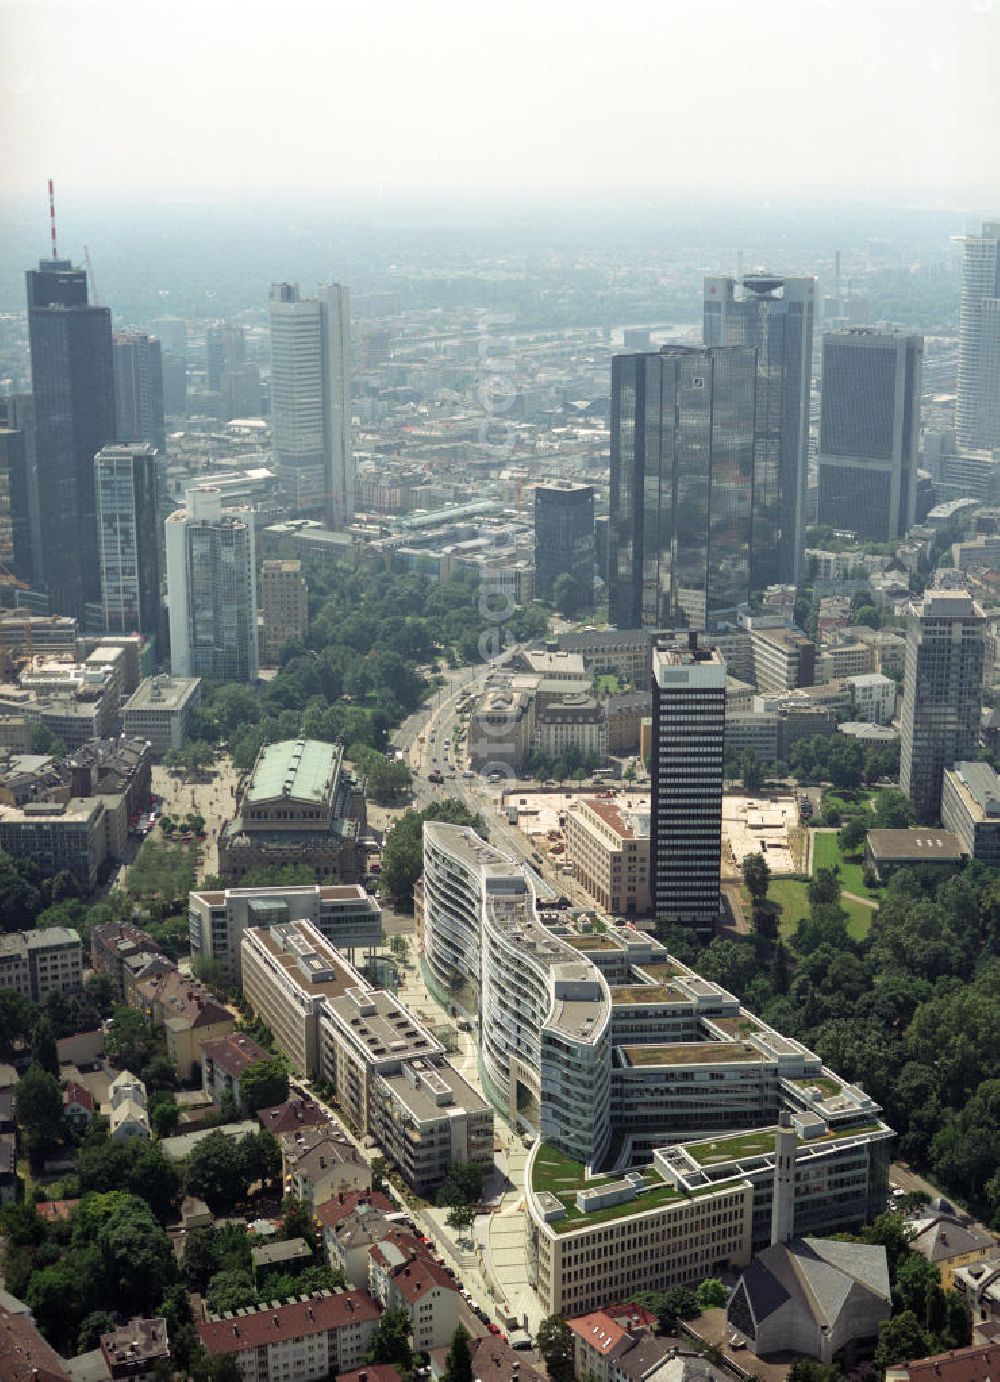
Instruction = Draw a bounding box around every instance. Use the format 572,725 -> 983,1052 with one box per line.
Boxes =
957,222 -> 1000,450
94,444 -> 161,639
608,345 -> 755,631
534,481 -> 595,609
0,395 -> 40,586
900,591 -> 985,823
161,352 -> 188,417
650,637 -> 727,929
816,328 -> 923,541
113,332 -> 165,453
205,323 -> 245,392
704,273 -> 815,588
26,258 -> 116,619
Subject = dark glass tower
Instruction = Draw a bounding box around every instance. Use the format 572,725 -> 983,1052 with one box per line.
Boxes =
94,444 -> 161,639
608,344 -> 756,631
534,481 -> 595,609
704,273 -> 815,588
817,328 -> 923,541
113,332 -> 165,454
26,258 -> 116,619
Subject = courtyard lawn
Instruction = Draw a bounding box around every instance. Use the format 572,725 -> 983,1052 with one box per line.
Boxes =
595,673 -> 621,694
757,877 -> 876,945
813,829 -> 882,900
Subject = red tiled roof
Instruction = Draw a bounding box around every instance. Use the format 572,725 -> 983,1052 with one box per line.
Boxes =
338,1367 -> 404,1382
198,1289 -> 380,1355
389,1257 -> 458,1304
567,1310 -> 630,1357
316,1188 -> 394,1229
0,1308 -> 72,1381
257,1097 -> 329,1135
604,1302 -> 658,1329
63,1081 -> 94,1110
35,1199 -> 80,1222
201,1032 -> 269,1078
900,1344 -> 1000,1382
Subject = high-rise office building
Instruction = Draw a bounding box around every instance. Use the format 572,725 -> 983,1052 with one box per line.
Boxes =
816,328 -> 923,541
259,558 -> 309,665
205,323 -> 246,393
113,332 -> 166,454
161,352 -> 188,417
94,444 -> 161,639
900,591 -> 985,823
1,395 -> 42,588
957,222 -> 1000,451
608,345 -> 755,631
650,637 -> 727,929
269,282 -> 353,529
534,481 -> 595,608
704,273 -> 815,588
26,258 -> 116,619
165,486 -> 258,682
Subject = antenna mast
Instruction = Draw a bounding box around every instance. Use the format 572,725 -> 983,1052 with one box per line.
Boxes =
48,178 -> 58,259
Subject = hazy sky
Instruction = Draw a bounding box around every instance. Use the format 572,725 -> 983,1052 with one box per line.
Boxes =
2,0 -> 998,208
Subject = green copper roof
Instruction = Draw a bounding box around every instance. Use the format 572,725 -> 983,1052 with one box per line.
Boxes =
245,739 -> 340,806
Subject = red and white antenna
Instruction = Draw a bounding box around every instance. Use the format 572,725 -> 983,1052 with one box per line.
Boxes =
48,178 -> 58,259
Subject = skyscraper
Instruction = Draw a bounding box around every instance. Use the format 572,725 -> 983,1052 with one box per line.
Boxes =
957,222 -> 1000,451
95,444 -> 161,639
205,323 -> 246,393
816,328 -> 923,540
608,345 -> 756,631
650,636 -> 727,929
900,591 -> 985,823
113,332 -> 166,454
704,273 -> 815,588
259,558 -> 309,665
26,258 -> 116,619
534,481 -> 595,609
165,487 -> 258,682
269,282 -> 353,529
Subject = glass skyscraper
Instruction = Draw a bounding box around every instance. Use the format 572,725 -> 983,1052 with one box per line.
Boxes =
95,444 -> 161,640
533,481 -> 595,608
704,273 -> 815,588
608,344 -> 756,631
957,221 -> 1000,451
26,259 -> 116,620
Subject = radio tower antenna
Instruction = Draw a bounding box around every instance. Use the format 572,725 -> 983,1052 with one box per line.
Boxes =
48,178 -> 58,259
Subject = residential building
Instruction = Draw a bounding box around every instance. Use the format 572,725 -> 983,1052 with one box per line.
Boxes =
63,1080 -> 95,1130
279,1122 -> 370,1207
109,1070 -> 150,1142
886,1343 -> 1000,1382
99,1316 -> 170,1381
846,672 -> 896,725
817,328 -> 923,540
94,444 -> 161,639
952,1258 -> 1000,1328
383,1257 -> 462,1353
726,1237 -> 890,1364
259,559 -> 309,665
864,829 -> 967,884
165,486 -> 258,682
317,1189 -> 395,1285
26,255 -> 116,620
749,623 -> 816,694
189,881 -> 381,983
650,639 -> 726,929
218,738 -> 365,885
704,272 -> 816,587
200,1032 -> 270,1110
113,332 -> 165,454
608,345 -> 756,630
133,966 -> 234,1079
0,1301 -> 73,1382
0,926 -> 82,1001
564,796 -> 651,916
568,1305 -> 722,1382
197,1289 -> 380,1382
900,592 -> 985,821
942,762 -> 1000,868
122,675 -> 202,753
269,281 -> 354,527
957,222 -> 1000,450
533,481 -> 595,608
256,1096 -> 329,1139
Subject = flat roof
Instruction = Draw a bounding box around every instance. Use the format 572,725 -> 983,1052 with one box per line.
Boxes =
247,922 -> 360,1003
379,1057 -> 488,1120
245,738 -> 340,806
866,828 -> 965,860
325,987 -> 441,1065
950,761 -> 1000,818
125,676 -> 202,712
620,1041 -> 766,1067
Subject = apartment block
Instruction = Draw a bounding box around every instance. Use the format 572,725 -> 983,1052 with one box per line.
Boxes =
197,1290 -> 380,1382
0,926 -> 82,1001
749,624 -> 816,694
941,762 -> 1000,868
259,558 -> 309,666
564,796 -> 651,916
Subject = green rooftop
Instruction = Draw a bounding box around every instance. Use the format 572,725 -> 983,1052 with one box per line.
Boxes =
567,934 -> 619,951
609,984 -> 687,1006
245,738 -> 340,806
635,961 -> 686,983
687,1119 -> 886,1167
530,1142 -> 718,1234
621,1041 -> 763,1067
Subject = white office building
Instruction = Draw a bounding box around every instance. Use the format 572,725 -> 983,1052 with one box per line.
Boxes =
957,222 -> 1000,451
269,282 -> 353,528
165,486 -> 258,682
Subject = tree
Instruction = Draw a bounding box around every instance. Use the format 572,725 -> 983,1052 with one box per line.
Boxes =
446,1203 -> 476,1239
787,1363 -> 843,1382
184,1130 -> 247,1214
31,1015 -> 60,1079
740,749 -> 763,792
366,1306 -> 413,1371
536,1316 -> 574,1382
436,1159 -> 487,1208
553,572 -> 583,618
741,852 -> 771,905
371,1156 -> 389,1193
443,1325 -> 474,1382
106,1005 -> 155,1073
240,1056 -> 289,1113
205,1267 -> 257,1315
150,1094 -> 180,1139
696,1277 -> 729,1309
875,1311 -> 935,1370
127,1140 -> 181,1223
808,866 -> 841,909
15,1062 -> 65,1162
280,1196 -> 316,1249
649,1287 -> 701,1332
0,987 -> 36,1055
875,788 -> 917,830
77,1310 -> 116,1353
838,814 -> 869,854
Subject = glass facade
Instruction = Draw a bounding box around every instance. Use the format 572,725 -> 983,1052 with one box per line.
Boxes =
704,275 -> 815,588
609,346 -> 755,631
534,482 -> 595,607
95,445 -> 161,638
